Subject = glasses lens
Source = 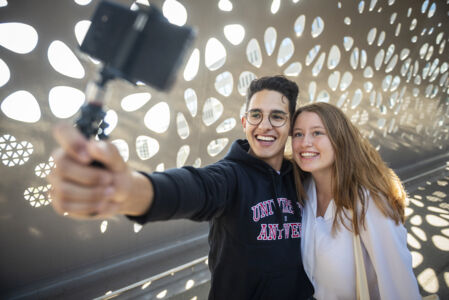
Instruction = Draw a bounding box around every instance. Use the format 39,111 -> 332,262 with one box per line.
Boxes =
270,112 -> 287,127
247,111 -> 262,125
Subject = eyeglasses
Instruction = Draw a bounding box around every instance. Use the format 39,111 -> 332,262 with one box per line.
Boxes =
245,109 -> 289,127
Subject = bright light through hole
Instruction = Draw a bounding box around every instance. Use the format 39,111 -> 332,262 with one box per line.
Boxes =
0,58 -> 10,87
121,92 -> 151,112
144,102 -> 170,133
49,86 -> 85,119
104,110 -> 118,135
1,90 -> 41,123
184,49 -> 200,81
205,38 -> 227,71
271,0 -> 281,14
74,20 -> 91,46
48,40 -> 85,79
224,24 -> 245,45
163,0 -> 187,26
0,22 -> 38,54
218,0 -> 232,11
74,0 -> 92,5
0,0 -> 7,7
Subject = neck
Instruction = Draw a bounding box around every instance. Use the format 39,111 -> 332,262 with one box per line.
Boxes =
248,149 -> 283,172
312,170 -> 333,217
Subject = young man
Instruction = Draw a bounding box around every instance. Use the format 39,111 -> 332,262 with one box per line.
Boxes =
49,75 -> 314,299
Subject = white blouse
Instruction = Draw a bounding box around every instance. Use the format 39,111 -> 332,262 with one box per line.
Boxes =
301,178 -> 421,300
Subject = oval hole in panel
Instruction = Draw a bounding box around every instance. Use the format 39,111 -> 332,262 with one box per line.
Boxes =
216,118 -> 236,133
343,36 -> 354,51
0,58 -> 10,87
205,38 -> 226,71
336,91 -> 348,108
177,112 -> 189,139
382,75 -> 392,91
136,136 -> 159,160
271,0 -> 281,14
284,62 -> 302,77
1,90 -> 40,123
218,0 -> 232,11
316,90 -> 330,103
48,40 -> 85,78
410,18 -> 418,31
400,48 -> 410,60
311,16 -> 324,38
306,45 -> 321,66
121,92 -> 151,112
436,32 -> 444,45
237,71 -> 257,96
351,89 -> 363,109
247,38 -> 263,68
390,12 -> 397,24
0,22 -> 38,54
358,1 -> 365,13
49,86 -> 85,118
377,31 -> 385,46
350,47 -> 359,69
104,110 -> 118,135
74,20 -> 91,46
308,81 -> 317,102
340,72 -> 353,91
202,97 -> 223,126
277,38 -> 294,67
385,54 -> 398,73
384,44 -> 395,64
428,3 -> 436,18
294,15 -> 306,37
374,49 -> 385,70
144,102 -> 170,133
264,27 -> 277,56
176,145 -> 190,167
363,66 -> 374,78
367,28 -> 377,45
207,138 -> 229,157
215,71 -> 234,97
111,139 -> 129,162
421,0 -> 429,14
162,0 -> 187,26
344,17 -> 351,25
184,48 -> 200,81
184,88 -> 197,117
224,24 -> 245,45
328,71 -> 340,91
312,52 -> 326,76
360,49 -> 367,68
327,45 -> 341,70
390,76 -> 401,91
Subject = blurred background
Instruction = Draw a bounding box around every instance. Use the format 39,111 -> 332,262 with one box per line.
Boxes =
0,0 -> 448,299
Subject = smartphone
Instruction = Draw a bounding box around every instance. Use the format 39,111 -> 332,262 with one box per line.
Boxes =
80,0 -> 195,91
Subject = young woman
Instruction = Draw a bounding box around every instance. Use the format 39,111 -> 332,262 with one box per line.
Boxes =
291,102 -> 420,300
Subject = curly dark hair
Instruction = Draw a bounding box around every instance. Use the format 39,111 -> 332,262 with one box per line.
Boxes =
246,75 -> 298,117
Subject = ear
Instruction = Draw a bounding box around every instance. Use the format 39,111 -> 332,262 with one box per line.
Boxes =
241,116 -> 247,131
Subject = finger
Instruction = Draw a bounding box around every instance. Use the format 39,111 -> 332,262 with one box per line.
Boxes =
87,140 -> 128,172
53,122 -> 90,164
50,149 -> 113,187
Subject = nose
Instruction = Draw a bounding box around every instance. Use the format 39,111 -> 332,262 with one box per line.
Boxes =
301,134 -> 312,147
258,114 -> 273,129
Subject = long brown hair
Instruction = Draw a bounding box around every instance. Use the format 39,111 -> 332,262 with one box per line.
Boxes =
291,102 -> 406,234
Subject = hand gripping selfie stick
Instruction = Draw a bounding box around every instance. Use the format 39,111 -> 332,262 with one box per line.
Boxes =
76,0 -> 195,140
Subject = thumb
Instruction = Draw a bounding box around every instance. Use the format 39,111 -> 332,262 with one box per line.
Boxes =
87,140 -> 127,172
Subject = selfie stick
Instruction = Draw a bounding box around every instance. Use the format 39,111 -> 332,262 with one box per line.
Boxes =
76,12 -> 149,140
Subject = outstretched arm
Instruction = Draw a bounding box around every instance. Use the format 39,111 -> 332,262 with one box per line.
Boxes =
48,123 -> 153,219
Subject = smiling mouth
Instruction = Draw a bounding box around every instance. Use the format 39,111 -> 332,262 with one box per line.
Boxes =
256,135 -> 276,142
300,152 -> 319,158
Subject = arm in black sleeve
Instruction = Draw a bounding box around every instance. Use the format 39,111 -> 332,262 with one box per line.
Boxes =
128,162 -> 237,224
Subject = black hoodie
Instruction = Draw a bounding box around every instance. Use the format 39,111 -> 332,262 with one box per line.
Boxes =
130,139 -> 314,299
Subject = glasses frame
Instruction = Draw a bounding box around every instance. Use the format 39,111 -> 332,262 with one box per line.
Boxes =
245,109 -> 289,128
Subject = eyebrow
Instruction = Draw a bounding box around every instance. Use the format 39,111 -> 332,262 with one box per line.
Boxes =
248,109 -> 288,114
293,126 -> 325,131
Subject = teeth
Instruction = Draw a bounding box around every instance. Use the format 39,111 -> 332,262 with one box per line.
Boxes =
301,152 -> 318,157
257,136 -> 275,141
